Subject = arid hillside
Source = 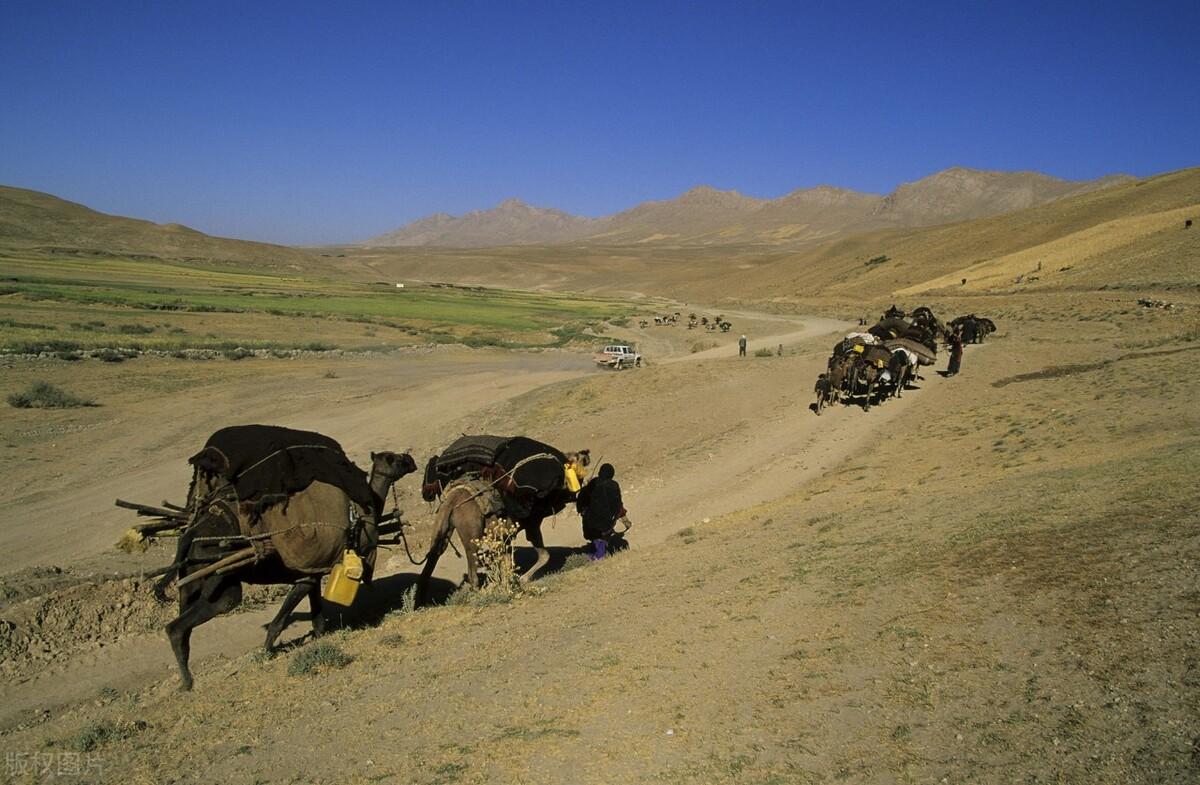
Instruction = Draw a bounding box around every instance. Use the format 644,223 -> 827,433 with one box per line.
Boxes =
336,167 -> 1199,305
0,186 -> 321,271
363,167 -> 1131,248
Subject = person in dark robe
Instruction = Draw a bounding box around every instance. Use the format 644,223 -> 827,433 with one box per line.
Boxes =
947,330 -> 964,376
576,463 -> 624,559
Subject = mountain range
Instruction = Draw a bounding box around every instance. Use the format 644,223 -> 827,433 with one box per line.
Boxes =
364,168 -> 1132,247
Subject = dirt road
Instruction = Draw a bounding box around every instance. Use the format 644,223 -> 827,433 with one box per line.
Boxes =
0,311 -> 856,726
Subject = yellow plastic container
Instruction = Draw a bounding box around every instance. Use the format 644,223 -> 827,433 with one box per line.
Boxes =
853,344 -> 865,353
563,464 -> 581,493
322,550 -> 364,606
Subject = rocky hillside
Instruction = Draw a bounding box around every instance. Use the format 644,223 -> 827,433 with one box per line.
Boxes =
363,167 -> 1131,247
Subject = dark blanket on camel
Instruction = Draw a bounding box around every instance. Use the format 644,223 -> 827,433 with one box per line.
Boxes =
188,424 -> 376,513
432,435 -> 570,519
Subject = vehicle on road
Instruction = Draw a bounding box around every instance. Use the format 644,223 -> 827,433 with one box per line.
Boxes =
593,344 -> 643,369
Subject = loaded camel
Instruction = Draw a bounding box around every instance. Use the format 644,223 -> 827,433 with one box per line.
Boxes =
155,426 -> 417,690
415,438 -> 586,606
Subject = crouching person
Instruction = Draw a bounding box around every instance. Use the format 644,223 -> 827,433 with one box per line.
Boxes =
576,463 -> 626,559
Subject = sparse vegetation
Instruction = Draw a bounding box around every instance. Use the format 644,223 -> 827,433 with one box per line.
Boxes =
7,380 -> 97,408
865,254 -> 890,266
287,642 -> 353,676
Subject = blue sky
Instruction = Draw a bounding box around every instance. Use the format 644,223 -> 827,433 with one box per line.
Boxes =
1,1 -> 1196,244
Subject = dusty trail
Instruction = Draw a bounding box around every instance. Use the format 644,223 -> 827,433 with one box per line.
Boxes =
1,311 -> 939,728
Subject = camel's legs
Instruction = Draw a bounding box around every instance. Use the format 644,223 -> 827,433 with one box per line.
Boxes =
416,517 -> 453,606
520,520 -> 550,584
264,578 -> 319,651
308,581 -> 327,637
166,578 -> 242,691
462,535 -> 481,589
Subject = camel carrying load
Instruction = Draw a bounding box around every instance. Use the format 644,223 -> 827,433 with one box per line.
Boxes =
416,435 -> 589,603
182,425 -> 387,575
116,424 -> 418,690
813,306 -> 946,414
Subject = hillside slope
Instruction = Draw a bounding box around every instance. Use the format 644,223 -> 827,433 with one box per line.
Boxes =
362,167 -> 1130,248
340,167 -> 1199,304
0,185 -> 319,270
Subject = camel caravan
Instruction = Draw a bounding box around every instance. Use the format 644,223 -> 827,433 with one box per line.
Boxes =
117,427 -> 608,690
814,306 -> 997,413
115,308 -> 993,690
638,311 -> 733,332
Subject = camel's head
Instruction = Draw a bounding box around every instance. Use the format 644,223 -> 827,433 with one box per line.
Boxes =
370,450 -> 419,483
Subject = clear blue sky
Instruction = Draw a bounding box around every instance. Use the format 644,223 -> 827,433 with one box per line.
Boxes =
1,1 -> 1196,245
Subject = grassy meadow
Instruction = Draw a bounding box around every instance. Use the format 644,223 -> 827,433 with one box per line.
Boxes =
0,251 -> 635,354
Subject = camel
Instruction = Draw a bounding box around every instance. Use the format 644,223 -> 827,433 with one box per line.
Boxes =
414,481 -> 571,606
164,449 -> 417,690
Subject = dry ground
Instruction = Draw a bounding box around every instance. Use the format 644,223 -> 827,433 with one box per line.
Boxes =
0,285 -> 1197,784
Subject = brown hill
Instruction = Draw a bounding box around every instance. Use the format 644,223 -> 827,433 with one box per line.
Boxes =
362,167 -> 1130,248
0,185 -> 318,269
342,167 -> 1199,302
365,197 -> 602,246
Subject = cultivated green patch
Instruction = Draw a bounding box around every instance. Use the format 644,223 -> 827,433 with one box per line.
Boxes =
0,252 -> 633,353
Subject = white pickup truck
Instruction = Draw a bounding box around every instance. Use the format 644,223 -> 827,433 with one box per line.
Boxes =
593,344 -> 643,369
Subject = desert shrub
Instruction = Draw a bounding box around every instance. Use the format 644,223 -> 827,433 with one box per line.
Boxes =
55,350 -> 82,361
322,370 -> 338,379
7,381 -> 96,408
94,348 -> 125,362
447,519 -> 521,607
68,719 -> 145,751
117,324 -> 154,334
380,633 -> 405,648
609,316 -> 630,328
865,254 -> 890,266
223,347 -> 254,361
288,642 -> 353,676
690,340 -> 718,353
559,553 -> 592,573
7,339 -> 84,354
399,585 -> 417,614
754,347 -> 774,357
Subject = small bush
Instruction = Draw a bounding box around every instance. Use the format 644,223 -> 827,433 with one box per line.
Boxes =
55,350 -> 82,361
559,553 -> 592,573
754,347 -> 774,357
865,254 -> 890,267
288,642 -> 353,676
322,370 -> 338,379
94,348 -> 125,363
7,381 -> 96,408
223,347 -> 254,361
117,324 -> 154,334
68,720 -> 145,751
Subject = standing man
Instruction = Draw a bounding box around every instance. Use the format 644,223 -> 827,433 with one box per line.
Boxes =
947,329 -> 964,376
738,334 -> 748,357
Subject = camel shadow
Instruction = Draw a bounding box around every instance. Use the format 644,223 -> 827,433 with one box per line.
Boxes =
301,572 -> 458,633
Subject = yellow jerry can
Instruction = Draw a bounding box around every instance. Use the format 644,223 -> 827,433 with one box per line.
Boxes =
853,344 -> 865,353
323,549 -> 364,606
563,464 -> 581,493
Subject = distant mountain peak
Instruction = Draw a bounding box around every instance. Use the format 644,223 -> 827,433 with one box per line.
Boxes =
361,166 -> 1131,247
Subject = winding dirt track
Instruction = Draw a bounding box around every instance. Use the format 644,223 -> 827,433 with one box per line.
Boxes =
0,311 -> 957,726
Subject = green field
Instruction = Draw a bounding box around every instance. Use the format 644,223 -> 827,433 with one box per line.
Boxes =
0,253 -> 633,353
